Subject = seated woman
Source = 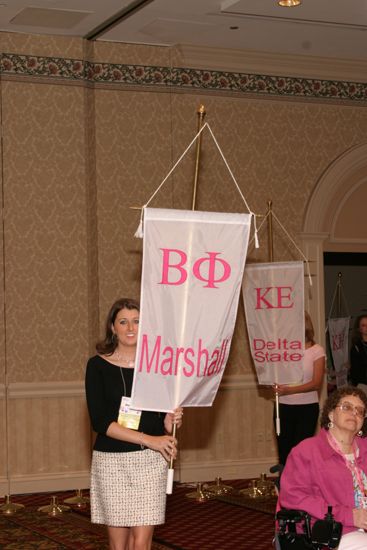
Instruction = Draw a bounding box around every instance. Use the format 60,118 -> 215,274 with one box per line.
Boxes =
280,386 -> 367,550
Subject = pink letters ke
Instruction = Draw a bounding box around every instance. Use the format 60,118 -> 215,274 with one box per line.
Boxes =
255,286 -> 294,309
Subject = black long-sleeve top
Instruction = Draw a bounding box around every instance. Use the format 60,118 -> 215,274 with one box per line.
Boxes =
85,355 -> 165,452
349,340 -> 367,386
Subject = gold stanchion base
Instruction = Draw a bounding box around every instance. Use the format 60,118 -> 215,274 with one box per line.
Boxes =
63,489 -> 89,508
205,477 -> 234,496
0,495 -> 25,515
185,482 -> 213,503
38,496 -> 70,516
239,474 -> 276,499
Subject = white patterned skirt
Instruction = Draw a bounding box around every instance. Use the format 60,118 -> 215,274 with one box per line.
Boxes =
90,449 -> 168,527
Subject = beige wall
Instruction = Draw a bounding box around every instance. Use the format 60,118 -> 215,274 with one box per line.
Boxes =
0,32 -> 366,492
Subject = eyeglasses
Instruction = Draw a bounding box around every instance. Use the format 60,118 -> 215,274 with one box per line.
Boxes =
337,401 -> 367,419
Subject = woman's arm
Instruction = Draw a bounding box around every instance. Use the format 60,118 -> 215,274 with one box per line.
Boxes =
86,359 -> 179,460
106,421 -> 177,462
276,356 -> 325,396
85,360 -> 116,434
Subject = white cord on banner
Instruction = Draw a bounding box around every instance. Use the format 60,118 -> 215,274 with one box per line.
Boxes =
248,210 -> 270,249
271,211 -> 313,287
134,122 -> 258,246
328,285 -> 338,321
204,124 -> 259,248
205,124 -> 252,213
134,127 -> 209,238
327,278 -> 350,319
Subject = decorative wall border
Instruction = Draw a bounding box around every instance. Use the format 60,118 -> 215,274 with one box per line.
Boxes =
1,52 -> 367,102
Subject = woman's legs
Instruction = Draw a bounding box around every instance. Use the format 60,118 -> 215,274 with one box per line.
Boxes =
275,403 -> 319,466
129,526 -> 155,550
107,526 -> 130,550
107,525 -> 155,550
275,404 -> 297,466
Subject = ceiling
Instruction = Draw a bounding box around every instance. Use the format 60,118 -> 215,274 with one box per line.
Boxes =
0,0 -> 367,61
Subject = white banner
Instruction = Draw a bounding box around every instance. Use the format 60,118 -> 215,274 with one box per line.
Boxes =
242,261 -> 305,385
131,207 -> 251,411
327,317 -> 350,387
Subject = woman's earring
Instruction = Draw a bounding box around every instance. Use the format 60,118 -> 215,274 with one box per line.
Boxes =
358,430 -> 363,437
328,421 -> 334,429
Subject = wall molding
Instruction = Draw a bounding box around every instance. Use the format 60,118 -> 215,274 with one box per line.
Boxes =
303,143 -> 367,235
0,376 -> 256,399
0,460 -> 279,493
220,373 -> 257,390
177,45 -> 367,84
1,51 -> 367,103
0,471 -> 90,495
178,457 -> 278,483
7,381 -> 85,399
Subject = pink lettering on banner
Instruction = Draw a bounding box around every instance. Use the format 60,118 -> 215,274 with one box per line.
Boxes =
183,348 -> 195,377
196,338 -> 209,376
332,333 -> 344,351
193,252 -> 231,289
253,338 -> 302,351
255,286 -> 294,309
139,334 -> 161,373
138,334 -> 229,378
251,337 -> 302,364
159,248 -> 231,288
159,248 -> 187,285
254,338 -> 265,350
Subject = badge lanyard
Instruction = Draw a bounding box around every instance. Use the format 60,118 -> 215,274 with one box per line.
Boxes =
120,367 -> 127,396
117,367 -> 142,430
327,431 -> 367,499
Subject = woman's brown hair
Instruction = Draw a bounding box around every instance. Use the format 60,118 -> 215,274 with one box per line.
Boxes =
305,311 -> 315,345
96,297 -> 140,356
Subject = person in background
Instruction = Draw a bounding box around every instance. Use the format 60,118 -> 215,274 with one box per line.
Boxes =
85,297 -> 183,550
280,386 -> 367,550
273,311 -> 326,466
349,315 -> 367,393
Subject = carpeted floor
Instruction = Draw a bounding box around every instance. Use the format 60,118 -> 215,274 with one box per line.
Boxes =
214,492 -> 277,515
0,491 -> 170,550
0,481 -> 277,550
155,480 -> 276,550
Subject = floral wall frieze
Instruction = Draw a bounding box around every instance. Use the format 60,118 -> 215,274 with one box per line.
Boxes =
1,52 -> 367,102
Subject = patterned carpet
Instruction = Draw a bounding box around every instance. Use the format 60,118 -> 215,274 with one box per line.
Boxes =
155,480 -> 276,550
0,491 -> 169,550
0,481 -> 277,550
214,493 -> 277,515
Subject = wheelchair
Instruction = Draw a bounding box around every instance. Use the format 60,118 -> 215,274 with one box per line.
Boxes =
274,506 -> 342,550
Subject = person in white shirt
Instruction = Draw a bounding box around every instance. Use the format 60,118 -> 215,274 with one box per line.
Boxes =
273,311 -> 326,466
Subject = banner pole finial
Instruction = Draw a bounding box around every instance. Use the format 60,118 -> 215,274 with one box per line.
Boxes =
267,200 -> 274,262
191,105 -> 206,211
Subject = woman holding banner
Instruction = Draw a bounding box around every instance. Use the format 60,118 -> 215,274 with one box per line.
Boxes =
274,311 -> 325,466
85,297 -> 183,550
349,315 -> 367,393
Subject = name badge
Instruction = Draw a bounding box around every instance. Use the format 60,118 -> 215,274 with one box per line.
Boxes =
117,396 -> 142,430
